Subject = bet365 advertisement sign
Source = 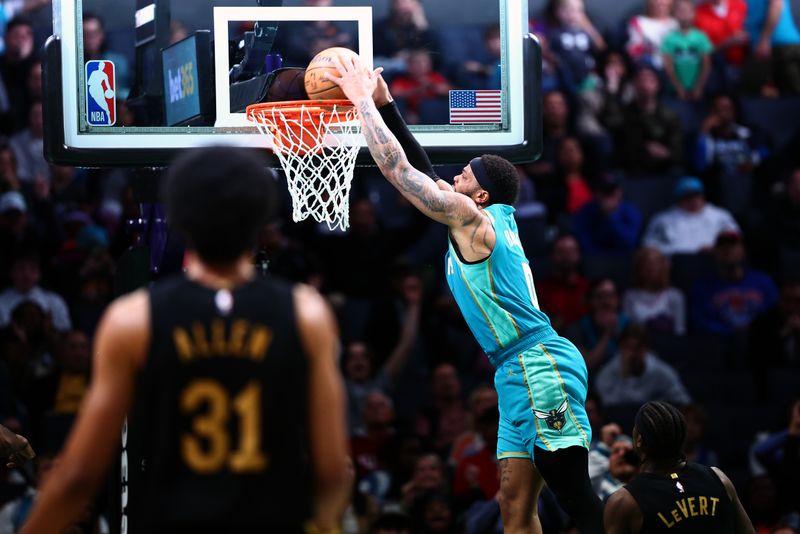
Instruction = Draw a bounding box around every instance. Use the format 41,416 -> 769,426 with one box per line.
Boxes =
163,38 -> 200,125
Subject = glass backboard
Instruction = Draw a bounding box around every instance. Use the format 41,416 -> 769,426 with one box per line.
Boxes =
44,0 -> 541,167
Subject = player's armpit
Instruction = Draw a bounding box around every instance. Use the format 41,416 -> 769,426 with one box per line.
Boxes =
449,211 -> 497,263
711,467 -> 756,534
295,286 -> 350,531
19,290 -> 149,534
604,488 -> 638,534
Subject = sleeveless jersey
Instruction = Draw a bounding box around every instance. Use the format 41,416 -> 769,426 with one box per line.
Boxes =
625,462 -> 735,533
126,275 -> 310,534
445,204 -> 554,367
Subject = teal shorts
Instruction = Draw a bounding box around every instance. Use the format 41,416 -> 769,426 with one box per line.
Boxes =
494,336 -> 591,461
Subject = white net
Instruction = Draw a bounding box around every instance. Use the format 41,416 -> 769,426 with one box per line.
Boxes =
248,103 -> 361,231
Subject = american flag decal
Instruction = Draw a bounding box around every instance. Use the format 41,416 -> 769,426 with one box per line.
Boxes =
449,90 -> 502,124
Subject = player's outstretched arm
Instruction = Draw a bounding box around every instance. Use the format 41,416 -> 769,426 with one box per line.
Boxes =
326,58 -> 478,228
20,291 -> 148,534
295,285 -> 351,533
0,424 -> 34,469
711,467 -> 756,534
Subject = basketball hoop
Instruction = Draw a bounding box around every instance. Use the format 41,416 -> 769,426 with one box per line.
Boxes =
247,100 -> 361,231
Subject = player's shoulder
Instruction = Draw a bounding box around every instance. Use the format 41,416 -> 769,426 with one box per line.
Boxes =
709,465 -> 737,497
606,487 -> 639,519
293,284 -> 333,324
605,487 -> 642,534
103,289 -> 149,329
96,289 -> 151,368
293,284 -> 337,360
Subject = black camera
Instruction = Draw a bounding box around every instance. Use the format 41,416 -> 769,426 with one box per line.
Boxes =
623,449 -> 641,466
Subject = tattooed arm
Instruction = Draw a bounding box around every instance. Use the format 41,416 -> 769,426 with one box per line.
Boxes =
354,97 -> 479,226
326,57 -> 493,261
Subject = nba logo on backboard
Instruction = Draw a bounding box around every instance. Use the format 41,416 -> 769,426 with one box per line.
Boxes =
85,60 -> 116,126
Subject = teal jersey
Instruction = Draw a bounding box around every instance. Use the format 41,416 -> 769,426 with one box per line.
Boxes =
445,204 -> 553,366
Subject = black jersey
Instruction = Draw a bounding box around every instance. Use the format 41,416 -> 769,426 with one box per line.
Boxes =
624,462 -> 735,534
126,275 -> 310,534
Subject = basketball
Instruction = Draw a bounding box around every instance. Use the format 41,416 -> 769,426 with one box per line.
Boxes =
266,68 -> 309,102
104,89 -> 114,99
304,47 -> 360,100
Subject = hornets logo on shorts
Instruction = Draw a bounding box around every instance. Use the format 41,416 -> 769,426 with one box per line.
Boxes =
534,399 -> 569,432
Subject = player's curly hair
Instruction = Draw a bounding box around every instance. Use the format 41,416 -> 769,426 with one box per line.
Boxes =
162,146 -> 277,263
481,154 -> 520,206
635,401 -> 687,463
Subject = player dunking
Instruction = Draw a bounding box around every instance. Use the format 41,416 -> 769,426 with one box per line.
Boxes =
327,59 -> 603,532
604,401 -> 754,534
20,147 -> 350,534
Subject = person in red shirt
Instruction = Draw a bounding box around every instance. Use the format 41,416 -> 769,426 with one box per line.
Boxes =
695,0 -> 749,65
558,136 -> 593,214
536,234 -> 590,332
453,404 -> 501,504
350,390 -> 399,481
389,48 -> 452,124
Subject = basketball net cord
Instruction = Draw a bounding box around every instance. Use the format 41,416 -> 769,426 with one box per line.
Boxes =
248,104 -> 361,231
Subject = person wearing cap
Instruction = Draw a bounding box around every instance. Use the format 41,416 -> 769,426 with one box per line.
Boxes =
0,249 -> 72,331
642,176 -> 739,255
0,189 -> 24,213
0,191 -> 34,271
689,229 -> 778,336
573,174 -> 643,255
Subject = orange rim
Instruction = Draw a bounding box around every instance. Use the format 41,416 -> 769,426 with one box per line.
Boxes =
246,100 -> 357,156
246,99 -> 355,124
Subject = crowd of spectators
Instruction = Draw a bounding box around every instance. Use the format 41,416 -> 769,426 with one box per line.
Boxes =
1,0 -> 800,533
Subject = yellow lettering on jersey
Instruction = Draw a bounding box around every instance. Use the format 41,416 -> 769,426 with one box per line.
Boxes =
173,327 -> 194,362
658,512 -> 675,528
659,495 -> 720,527
211,319 -> 227,354
192,322 -> 210,356
173,321 -> 271,361
676,499 -> 689,518
247,326 -> 272,361
228,320 -> 249,355
699,496 -> 708,515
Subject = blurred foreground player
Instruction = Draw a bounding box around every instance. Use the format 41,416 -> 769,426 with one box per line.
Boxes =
604,401 -> 754,533
327,59 -> 603,533
20,147 -> 350,534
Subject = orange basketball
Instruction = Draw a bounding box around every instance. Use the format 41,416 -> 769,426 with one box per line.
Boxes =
304,47 -> 360,100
